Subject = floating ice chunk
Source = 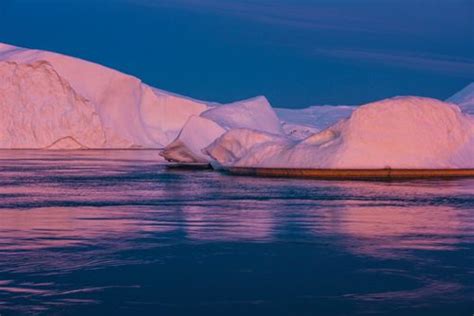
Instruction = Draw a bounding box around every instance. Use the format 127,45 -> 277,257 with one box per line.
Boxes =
205,129 -> 292,168
160,116 -> 226,163
207,97 -> 474,169
201,96 -> 283,135
162,96 -> 285,163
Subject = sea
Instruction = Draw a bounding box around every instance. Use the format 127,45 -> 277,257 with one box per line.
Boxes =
0,150 -> 472,315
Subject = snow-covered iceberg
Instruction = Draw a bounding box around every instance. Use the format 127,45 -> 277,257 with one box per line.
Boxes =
160,96 -> 283,163
206,97 -> 474,169
0,43 -> 211,149
2,41 -> 474,173
0,60 -> 106,149
160,116 -> 226,163
201,96 -> 283,135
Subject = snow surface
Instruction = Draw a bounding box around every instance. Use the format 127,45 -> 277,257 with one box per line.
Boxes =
0,42 -> 211,149
160,96 -> 284,163
160,116 -> 226,163
0,60 -> 105,149
206,97 -> 474,169
276,105 -> 355,130
201,96 -> 283,134
204,129 -> 290,169
447,82 -> 474,115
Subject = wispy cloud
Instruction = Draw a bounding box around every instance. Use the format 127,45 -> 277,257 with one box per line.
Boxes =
126,0 -> 472,36
312,49 -> 474,78
125,0 -> 474,78
125,0 -> 393,34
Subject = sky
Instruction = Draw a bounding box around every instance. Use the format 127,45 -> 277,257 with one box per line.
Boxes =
0,0 -> 472,108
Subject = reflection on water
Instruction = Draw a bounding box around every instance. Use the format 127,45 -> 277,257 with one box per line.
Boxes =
0,150 -> 472,315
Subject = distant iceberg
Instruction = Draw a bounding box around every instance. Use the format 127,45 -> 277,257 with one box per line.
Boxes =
447,82 -> 474,115
276,105 -> 355,140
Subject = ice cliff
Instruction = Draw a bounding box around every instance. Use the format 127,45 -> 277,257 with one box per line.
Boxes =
0,43 -> 210,149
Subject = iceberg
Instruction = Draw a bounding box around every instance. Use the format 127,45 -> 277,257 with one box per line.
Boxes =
160,116 -> 226,163
447,82 -> 474,115
0,60 -> 106,149
204,129 -> 291,168
201,96 -> 283,135
160,96 -> 284,163
206,97 -> 474,169
2,41 -> 473,172
0,42 -> 211,149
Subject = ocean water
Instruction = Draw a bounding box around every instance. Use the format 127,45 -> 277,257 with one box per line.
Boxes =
0,150 -> 472,315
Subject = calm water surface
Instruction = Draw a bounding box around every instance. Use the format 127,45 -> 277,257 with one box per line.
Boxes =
0,150 -> 472,315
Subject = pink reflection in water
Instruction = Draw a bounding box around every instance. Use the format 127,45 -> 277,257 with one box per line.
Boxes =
0,207 -> 175,251
336,205 -> 465,256
310,180 -> 474,258
183,205 -> 275,242
0,150 -> 472,314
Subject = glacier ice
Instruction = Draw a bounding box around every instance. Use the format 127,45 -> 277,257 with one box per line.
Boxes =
276,105 -> 355,140
201,96 -> 283,135
160,116 -> 226,163
206,97 -> 474,169
0,60 -> 106,149
1,42 -> 474,170
0,42 -> 211,149
160,96 -> 284,163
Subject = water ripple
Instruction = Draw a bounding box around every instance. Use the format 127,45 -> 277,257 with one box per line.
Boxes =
0,150 -> 472,315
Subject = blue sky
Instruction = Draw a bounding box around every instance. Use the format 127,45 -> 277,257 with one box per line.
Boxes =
0,0 -> 472,107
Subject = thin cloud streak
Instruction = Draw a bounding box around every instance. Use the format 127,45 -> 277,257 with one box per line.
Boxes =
124,0 -> 473,77
312,49 -> 474,78
126,0 -> 472,37
127,0 -> 386,34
